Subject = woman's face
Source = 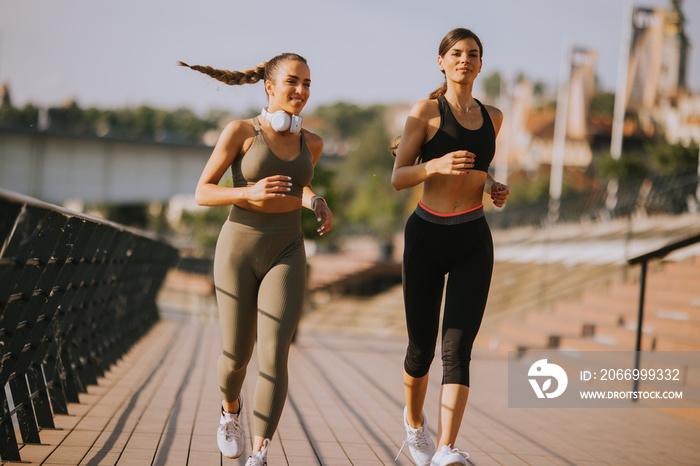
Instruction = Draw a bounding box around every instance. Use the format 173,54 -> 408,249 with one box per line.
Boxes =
265,60 -> 311,114
438,38 -> 482,84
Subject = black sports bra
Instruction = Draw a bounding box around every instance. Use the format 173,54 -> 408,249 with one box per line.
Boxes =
419,95 -> 495,173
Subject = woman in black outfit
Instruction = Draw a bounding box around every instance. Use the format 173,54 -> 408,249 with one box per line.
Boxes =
391,28 -> 510,466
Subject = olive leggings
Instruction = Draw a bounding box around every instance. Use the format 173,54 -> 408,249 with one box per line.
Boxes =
213,205 -> 306,439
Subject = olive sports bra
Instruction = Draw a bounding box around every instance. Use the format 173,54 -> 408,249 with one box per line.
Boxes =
231,117 -> 314,198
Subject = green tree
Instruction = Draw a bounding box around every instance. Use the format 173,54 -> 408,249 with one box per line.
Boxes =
597,139 -> 698,181
301,162 -> 338,249
314,102 -> 382,140
589,91 -> 615,117
533,81 -> 547,97
0,103 -> 39,129
648,139 -> 699,175
597,151 -> 650,181
481,71 -> 502,100
325,104 -> 407,259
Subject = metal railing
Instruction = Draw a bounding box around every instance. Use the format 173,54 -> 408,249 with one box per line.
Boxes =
0,189 -> 179,461
485,173 -> 700,230
627,232 -> 700,398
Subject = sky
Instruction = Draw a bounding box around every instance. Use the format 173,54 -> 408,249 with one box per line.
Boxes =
1,0 -> 699,117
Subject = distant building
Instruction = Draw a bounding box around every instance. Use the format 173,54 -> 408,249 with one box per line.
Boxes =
504,0 -> 698,177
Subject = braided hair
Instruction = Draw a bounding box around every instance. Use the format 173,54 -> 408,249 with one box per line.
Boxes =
179,53 -> 308,93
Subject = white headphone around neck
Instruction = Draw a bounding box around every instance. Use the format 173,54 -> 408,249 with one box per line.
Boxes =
261,108 -> 303,134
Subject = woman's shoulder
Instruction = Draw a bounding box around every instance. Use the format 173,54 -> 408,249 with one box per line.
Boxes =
481,102 -> 502,117
220,118 -> 257,141
302,128 -> 322,146
409,98 -> 441,119
302,128 -> 324,156
481,103 -> 503,131
211,118 -> 257,157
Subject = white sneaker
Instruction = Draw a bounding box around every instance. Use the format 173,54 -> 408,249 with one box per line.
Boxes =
217,395 -> 244,459
430,444 -> 469,466
245,438 -> 270,466
395,406 -> 436,465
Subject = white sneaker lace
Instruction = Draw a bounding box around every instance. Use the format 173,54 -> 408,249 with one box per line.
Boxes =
219,395 -> 244,442
446,444 -> 470,460
219,417 -> 243,442
246,438 -> 270,466
395,425 -> 432,460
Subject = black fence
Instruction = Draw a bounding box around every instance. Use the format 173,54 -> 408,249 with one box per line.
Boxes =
485,173 -> 700,230
0,189 -> 179,461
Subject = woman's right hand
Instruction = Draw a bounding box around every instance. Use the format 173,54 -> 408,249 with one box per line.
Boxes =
428,150 -> 476,176
246,175 -> 294,201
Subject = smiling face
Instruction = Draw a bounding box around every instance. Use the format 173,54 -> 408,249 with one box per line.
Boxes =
438,37 -> 482,85
265,59 -> 311,115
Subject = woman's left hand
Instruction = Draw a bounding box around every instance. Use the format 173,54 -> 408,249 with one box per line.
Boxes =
314,201 -> 333,235
490,182 -> 510,208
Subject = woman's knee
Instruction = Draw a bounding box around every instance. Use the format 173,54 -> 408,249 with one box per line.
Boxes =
404,344 -> 434,379
441,333 -> 472,386
218,350 -> 250,375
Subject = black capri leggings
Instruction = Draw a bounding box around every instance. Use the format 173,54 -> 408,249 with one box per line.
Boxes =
402,202 -> 493,386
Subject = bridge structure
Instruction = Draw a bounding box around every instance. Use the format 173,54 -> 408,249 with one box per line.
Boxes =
2,128 -> 700,464
0,186 -> 699,464
0,128 -> 211,205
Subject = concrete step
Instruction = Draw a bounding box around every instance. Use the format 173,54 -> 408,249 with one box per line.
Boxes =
558,335 -> 629,351
494,297 -> 699,355
641,273 -> 700,292
524,312 -> 595,338
660,260 -> 700,280
473,331 -> 550,356
608,282 -> 700,308
486,261 -> 624,318
575,292 -> 700,321
650,304 -> 700,322
592,324 -> 656,350
553,301 -> 628,326
498,321 -> 561,349
654,336 -> 700,351
579,292 -> 641,313
642,314 -> 700,340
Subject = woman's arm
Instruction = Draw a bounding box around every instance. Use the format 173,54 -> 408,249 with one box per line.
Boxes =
483,105 -> 509,207
391,100 -> 475,191
302,131 -> 333,235
484,173 -> 510,208
194,120 -> 293,206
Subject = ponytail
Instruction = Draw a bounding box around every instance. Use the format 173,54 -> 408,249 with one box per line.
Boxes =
179,52 -> 307,90
429,83 -> 447,100
389,135 -> 401,157
177,61 -> 266,86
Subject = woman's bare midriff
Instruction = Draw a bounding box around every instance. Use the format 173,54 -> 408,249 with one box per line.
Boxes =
421,171 -> 486,213
234,196 -> 303,214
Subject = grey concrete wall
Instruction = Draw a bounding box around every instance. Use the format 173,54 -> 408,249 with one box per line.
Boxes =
0,130 -> 211,204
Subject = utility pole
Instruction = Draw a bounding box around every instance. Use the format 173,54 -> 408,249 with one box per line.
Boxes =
611,0 -> 634,160
495,74 -> 511,191
607,0 -> 635,214
549,43 -> 572,224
